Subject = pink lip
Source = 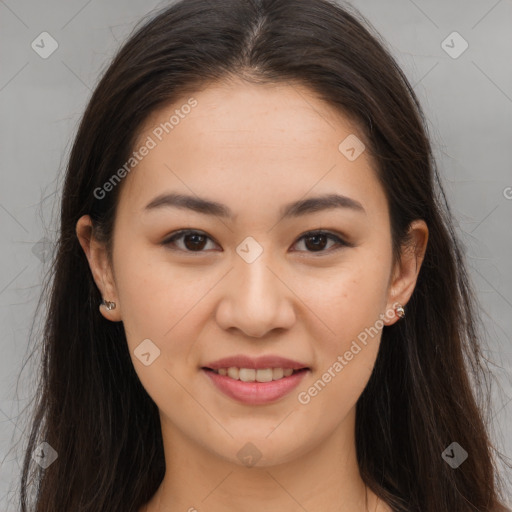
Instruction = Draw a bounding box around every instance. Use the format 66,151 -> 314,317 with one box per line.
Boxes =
204,354 -> 309,371
203,368 -> 309,405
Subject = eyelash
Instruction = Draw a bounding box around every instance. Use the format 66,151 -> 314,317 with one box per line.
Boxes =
162,229 -> 350,255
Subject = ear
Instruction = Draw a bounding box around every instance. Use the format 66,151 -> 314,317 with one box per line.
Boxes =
76,215 -> 122,322
384,219 -> 428,326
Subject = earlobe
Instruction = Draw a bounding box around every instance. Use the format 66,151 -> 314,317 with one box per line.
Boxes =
98,299 -> 121,321
384,219 -> 428,326
382,302 -> 406,327
76,215 -> 122,322
395,303 -> 405,319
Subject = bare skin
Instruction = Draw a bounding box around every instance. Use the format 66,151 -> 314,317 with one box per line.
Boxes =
77,77 -> 427,512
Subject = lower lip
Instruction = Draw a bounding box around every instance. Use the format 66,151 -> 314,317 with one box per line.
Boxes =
202,368 -> 308,405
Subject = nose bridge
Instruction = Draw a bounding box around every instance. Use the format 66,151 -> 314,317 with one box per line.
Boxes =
235,242 -> 281,310
234,233 -> 278,298
216,242 -> 295,337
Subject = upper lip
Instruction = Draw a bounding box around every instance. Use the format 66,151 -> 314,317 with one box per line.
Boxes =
203,355 -> 309,371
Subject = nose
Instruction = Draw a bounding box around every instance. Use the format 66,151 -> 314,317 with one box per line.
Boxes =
215,252 -> 296,338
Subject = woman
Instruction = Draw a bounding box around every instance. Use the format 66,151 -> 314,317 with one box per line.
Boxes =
18,0 -> 510,510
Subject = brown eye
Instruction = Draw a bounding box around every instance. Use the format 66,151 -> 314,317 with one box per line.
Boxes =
163,230 -> 218,252
182,233 -> 208,251
292,231 -> 348,254
304,233 -> 329,251
163,229 -> 349,255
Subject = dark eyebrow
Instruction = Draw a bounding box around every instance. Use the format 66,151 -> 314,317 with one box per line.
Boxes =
143,192 -> 365,219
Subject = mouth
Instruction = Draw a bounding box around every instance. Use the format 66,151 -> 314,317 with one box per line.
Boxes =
202,366 -> 309,382
201,365 -> 310,405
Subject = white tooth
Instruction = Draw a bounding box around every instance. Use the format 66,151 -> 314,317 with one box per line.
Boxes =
256,368 -> 273,382
283,368 -> 293,377
218,368 -> 227,376
239,368 -> 256,382
272,368 -> 284,380
227,367 -> 240,380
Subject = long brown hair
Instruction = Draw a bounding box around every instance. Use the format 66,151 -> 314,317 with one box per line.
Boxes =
16,0 -> 510,510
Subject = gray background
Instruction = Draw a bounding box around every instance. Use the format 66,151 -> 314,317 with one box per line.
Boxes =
1,0 -> 511,509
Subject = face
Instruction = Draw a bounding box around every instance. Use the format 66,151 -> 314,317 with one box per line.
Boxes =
78,78 -> 427,467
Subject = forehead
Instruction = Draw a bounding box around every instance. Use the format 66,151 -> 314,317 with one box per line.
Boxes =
117,79 -> 386,222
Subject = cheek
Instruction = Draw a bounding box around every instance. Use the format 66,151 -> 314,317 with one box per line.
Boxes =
308,253 -> 391,345
112,250 -> 208,408
297,253 -> 390,406
113,242 -> 197,331
113,244 -> 222,373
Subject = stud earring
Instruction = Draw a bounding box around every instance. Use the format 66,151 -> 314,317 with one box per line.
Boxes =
395,303 -> 405,319
101,299 -> 116,311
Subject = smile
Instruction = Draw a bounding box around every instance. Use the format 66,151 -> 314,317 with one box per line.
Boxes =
209,367 -> 300,382
202,367 -> 309,405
